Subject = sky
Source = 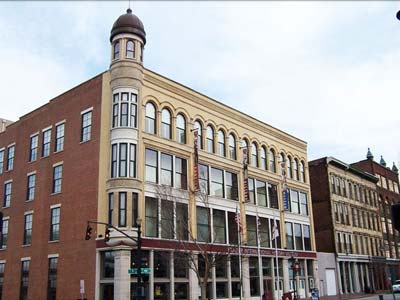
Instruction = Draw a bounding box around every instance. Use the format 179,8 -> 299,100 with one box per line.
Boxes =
0,1 -> 399,167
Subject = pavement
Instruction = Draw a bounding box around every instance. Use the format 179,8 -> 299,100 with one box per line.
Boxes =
318,293 -> 400,300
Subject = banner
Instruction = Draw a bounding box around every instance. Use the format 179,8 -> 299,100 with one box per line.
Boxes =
193,130 -> 199,191
243,148 -> 249,203
280,160 -> 290,210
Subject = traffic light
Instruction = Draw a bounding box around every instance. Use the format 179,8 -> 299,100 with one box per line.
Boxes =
392,204 -> 400,232
104,227 -> 111,242
85,224 -> 92,240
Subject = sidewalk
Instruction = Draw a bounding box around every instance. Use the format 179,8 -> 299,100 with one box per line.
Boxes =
318,293 -> 399,300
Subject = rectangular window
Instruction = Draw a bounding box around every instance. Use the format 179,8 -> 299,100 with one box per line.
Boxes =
50,207 -> 60,241
246,215 -> 257,246
199,164 -> 209,194
145,149 -> 158,183
1,219 -> 8,248
290,190 -> 300,214
20,260 -> 30,300
120,102 -> 129,127
299,192 -> 308,216
108,193 -> 114,225
225,171 -> 238,200
0,150 -> 3,174
112,94 -> 119,127
42,129 -> 51,157
0,262 -> 4,299
52,165 -> 63,193
118,192 -> 127,227
119,143 -> 127,177
130,94 -> 137,128
348,182 -> 353,199
210,167 -> 224,197
176,203 -> 188,240
259,218 -> 270,248
248,178 -> 255,204
294,223 -> 303,250
55,123 -> 65,152
197,206 -> 210,242
161,200 -> 174,239
228,211 -> 238,245
285,222 -> 294,249
175,157 -> 187,190
47,257 -> 58,300
29,135 -> 38,161
132,193 -> 138,227
3,182 -> 11,208
213,209 -> 226,244
331,175 -> 335,193
111,144 -> 117,178
145,197 -> 158,237
303,225 -> 311,250
6,145 -> 14,171
268,183 -> 279,209
160,153 -> 173,186
256,180 -> 267,206
23,213 -> 33,245
129,144 -> 136,178
81,110 -> 92,142
26,174 -> 36,201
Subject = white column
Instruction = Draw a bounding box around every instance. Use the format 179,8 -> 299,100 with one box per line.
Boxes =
242,256 -> 251,299
170,252 -> 174,300
271,258 -> 277,300
283,258 -> 290,293
352,262 -> 360,293
212,260 -> 217,300
347,262 -> 353,293
149,250 -> 154,300
95,250 -> 101,300
189,255 -> 198,300
336,260 -> 343,294
359,263 -> 365,292
259,256 -> 264,299
227,257 -> 232,299
114,247 -> 131,300
364,263 -> 371,288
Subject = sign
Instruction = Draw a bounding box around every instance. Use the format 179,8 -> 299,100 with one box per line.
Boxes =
193,130 -> 199,191
128,268 -> 151,275
80,279 -> 85,294
283,190 -> 289,210
243,148 -> 249,203
311,288 -> 319,300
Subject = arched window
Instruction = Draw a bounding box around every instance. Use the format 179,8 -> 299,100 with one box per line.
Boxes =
294,158 -> 299,181
229,134 -> 236,160
206,126 -> 214,153
176,114 -> 186,144
126,40 -> 135,58
113,41 -> 120,60
145,102 -> 156,134
161,109 -> 171,139
269,149 -> 276,173
194,121 -> 203,149
217,130 -> 225,157
251,143 -> 258,167
287,156 -> 292,179
260,146 -> 267,170
300,161 -> 305,182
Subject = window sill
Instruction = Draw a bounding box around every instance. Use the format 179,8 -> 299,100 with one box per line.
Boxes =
41,155 -> 50,159
25,199 -> 34,203
48,240 -> 59,244
51,192 -> 62,196
0,248 -> 6,251
22,244 -> 31,248
80,139 -> 91,145
54,149 -> 64,154
2,206 -> 9,209
28,160 -> 37,164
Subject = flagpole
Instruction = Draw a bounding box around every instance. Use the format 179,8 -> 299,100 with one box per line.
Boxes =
236,204 -> 243,300
274,212 -> 280,300
256,207 -> 263,300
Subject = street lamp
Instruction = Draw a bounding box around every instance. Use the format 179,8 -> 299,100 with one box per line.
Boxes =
290,257 -> 301,300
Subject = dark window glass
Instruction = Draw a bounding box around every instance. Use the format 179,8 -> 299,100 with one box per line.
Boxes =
246,215 -> 257,246
303,225 -> 311,251
112,94 -> 119,127
119,143 -> 127,177
248,178 -> 255,204
160,153 -> 173,186
29,135 -> 38,161
120,102 -> 128,126
145,149 -> 158,183
6,146 -> 15,171
154,251 -> 169,278
249,257 -> 260,296
81,111 -> 92,142
260,147 -> 267,170
23,214 -> 33,245
300,192 -> 308,216
206,126 -> 214,153
111,144 -> 117,178
259,217 -> 270,248
286,222 -> 294,249
145,103 -> 156,134
102,251 -> 115,278
290,189 -> 299,214
294,223 -> 303,250
161,109 -> 171,139
213,209 -> 226,243
118,192 -> 127,227
129,144 -> 136,178
132,193 -> 138,227
256,180 -> 267,206
176,114 -> 186,144
126,40 -> 134,58
229,134 -> 236,160
108,193 -> 114,225
145,197 -> 158,237
210,167 -> 224,197
226,172 -> 238,200
217,130 -> 225,157
55,123 -> 65,152
1,220 -> 8,248
161,200 -> 174,239
176,203 -> 188,240
197,207 -> 210,242
0,150 -> 4,174
228,211 -> 238,245
4,182 -> 11,208
199,164 -> 208,194
113,41 -> 120,59
20,260 -> 30,300
52,165 -> 63,193
50,207 -> 60,241
42,129 -> 51,157
269,149 -> 276,172
251,143 -> 258,167
0,263 -> 4,300
175,157 -> 187,190
47,257 -> 58,300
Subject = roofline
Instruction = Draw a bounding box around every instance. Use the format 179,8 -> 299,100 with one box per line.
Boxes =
144,67 -> 307,146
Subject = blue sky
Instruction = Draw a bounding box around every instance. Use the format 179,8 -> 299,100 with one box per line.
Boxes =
1,1 -> 399,167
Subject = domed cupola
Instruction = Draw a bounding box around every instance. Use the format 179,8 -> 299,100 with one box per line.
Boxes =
110,8 -> 146,44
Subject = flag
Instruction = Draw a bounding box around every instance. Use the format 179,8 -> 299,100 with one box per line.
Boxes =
235,206 -> 243,232
272,218 -> 279,240
193,130 -> 199,191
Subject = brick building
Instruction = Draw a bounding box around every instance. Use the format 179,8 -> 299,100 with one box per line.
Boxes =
309,157 -> 385,297
0,9 -> 317,300
351,149 -> 400,288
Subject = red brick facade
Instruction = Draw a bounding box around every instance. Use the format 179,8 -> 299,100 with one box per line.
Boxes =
0,74 -> 103,299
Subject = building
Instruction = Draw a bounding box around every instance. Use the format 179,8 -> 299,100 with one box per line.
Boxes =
351,149 -> 400,289
0,9 -> 317,300
0,119 -> 12,133
309,157 -> 385,297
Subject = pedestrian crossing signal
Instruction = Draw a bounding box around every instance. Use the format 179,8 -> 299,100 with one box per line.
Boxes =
85,225 -> 92,240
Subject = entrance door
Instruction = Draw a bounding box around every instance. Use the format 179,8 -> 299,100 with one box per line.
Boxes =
326,269 -> 337,296
263,279 -> 273,300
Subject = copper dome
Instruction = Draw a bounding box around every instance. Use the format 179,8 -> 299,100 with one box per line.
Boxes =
110,9 -> 146,44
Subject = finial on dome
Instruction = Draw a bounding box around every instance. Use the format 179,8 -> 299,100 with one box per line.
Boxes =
127,8 -> 132,14
380,155 -> 386,167
366,148 -> 374,160
392,162 -> 399,174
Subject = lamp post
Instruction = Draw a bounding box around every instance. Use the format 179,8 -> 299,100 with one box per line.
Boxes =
291,256 -> 301,300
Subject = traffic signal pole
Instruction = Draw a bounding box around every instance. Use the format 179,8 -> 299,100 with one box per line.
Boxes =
85,220 -> 144,299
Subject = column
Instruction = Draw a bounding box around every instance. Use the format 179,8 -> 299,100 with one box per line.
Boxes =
227,257 -> 232,299
352,262 -> 360,293
341,262 -> 348,294
114,247 -> 132,300
259,256 -> 264,299
359,263 -> 365,292
283,258 -> 290,293
170,252 -> 174,300
336,260 -> 343,294
242,256 -> 251,299
149,250 -> 154,300
347,262 -> 354,293
364,263 -> 371,289
189,255 -> 198,300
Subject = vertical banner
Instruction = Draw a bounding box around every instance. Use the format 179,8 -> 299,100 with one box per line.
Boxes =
193,130 -> 199,191
280,160 -> 290,210
243,148 -> 249,203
